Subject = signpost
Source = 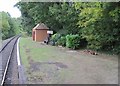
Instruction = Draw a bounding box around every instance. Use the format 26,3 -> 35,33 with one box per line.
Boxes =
47,30 -> 53,34
47,30 -> 53,44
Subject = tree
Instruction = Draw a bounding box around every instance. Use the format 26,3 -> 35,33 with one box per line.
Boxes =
75,2 -> 120,53
15,2 -> 120,54
0,11 -> 22,39
15,2 -> 80,35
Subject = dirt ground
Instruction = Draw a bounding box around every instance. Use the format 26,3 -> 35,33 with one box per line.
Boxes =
20,38 -> 118,84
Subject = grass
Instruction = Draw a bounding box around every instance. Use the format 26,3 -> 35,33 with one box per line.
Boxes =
19,37 -> 71,62
19,37 -> 29,67
19,37 -> 70,83
19,37 -> 118,84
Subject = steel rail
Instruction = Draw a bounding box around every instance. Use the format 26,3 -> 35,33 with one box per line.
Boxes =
0,36 -> 16,53
1,36 -> 20,86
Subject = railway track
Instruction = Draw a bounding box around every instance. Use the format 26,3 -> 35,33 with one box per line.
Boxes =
0,36 -> 20,85
0,36 -> 16,53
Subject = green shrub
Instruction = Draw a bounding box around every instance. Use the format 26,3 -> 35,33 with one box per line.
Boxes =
51,33 -> 61,45
57,36 -> 66,46
114,45 -> 120,54
21,32 -> 28,37
66,34 -> 80,49
87,40 -> 102,50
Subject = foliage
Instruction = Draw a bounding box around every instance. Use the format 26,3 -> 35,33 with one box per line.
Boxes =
66,34 -> 80,49
51,33 -> 61,45
0,11 -> 22,39
49,3 -> 80,34
57,36 -> 66,46
16,2 -> 120,54
75,2 -> 120,53
51,33 -> 61,42
15,2 -> 80,35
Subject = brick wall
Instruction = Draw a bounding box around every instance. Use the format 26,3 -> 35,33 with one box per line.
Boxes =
35,29 -> 48,42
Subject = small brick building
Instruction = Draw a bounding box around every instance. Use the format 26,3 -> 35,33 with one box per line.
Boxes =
32,23 -> 49,42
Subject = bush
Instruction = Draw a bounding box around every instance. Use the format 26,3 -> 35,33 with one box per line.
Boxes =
66,34 -> 81,49
51,33 -> 61,45
57,36 -> 66,46
114,45 -> 120,54
21,32 -> 28,37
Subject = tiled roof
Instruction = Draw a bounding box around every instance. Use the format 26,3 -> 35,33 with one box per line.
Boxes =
33,23 -> 49,30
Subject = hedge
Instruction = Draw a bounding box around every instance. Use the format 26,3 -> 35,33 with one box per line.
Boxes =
66,34 -> 81,49
57,36 -> 66,46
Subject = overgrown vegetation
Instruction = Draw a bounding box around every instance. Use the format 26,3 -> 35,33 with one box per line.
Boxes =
15,2 -> 120,54
57,36 -> 66,47
66,34 -> 81,49
0,11 -> 22,39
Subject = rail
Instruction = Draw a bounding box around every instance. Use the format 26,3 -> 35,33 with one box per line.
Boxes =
1,35 -> 20,86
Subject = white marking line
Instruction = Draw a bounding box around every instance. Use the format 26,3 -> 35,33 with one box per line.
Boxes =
17,38 -> 21,66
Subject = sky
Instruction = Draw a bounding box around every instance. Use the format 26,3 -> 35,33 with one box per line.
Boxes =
0,0 -> 21,18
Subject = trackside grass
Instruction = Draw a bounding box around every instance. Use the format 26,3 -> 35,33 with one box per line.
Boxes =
19,37 -> 118,84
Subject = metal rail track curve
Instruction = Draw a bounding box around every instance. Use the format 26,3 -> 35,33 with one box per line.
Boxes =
1,35 -> 20,86
0,36 -> 16,53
